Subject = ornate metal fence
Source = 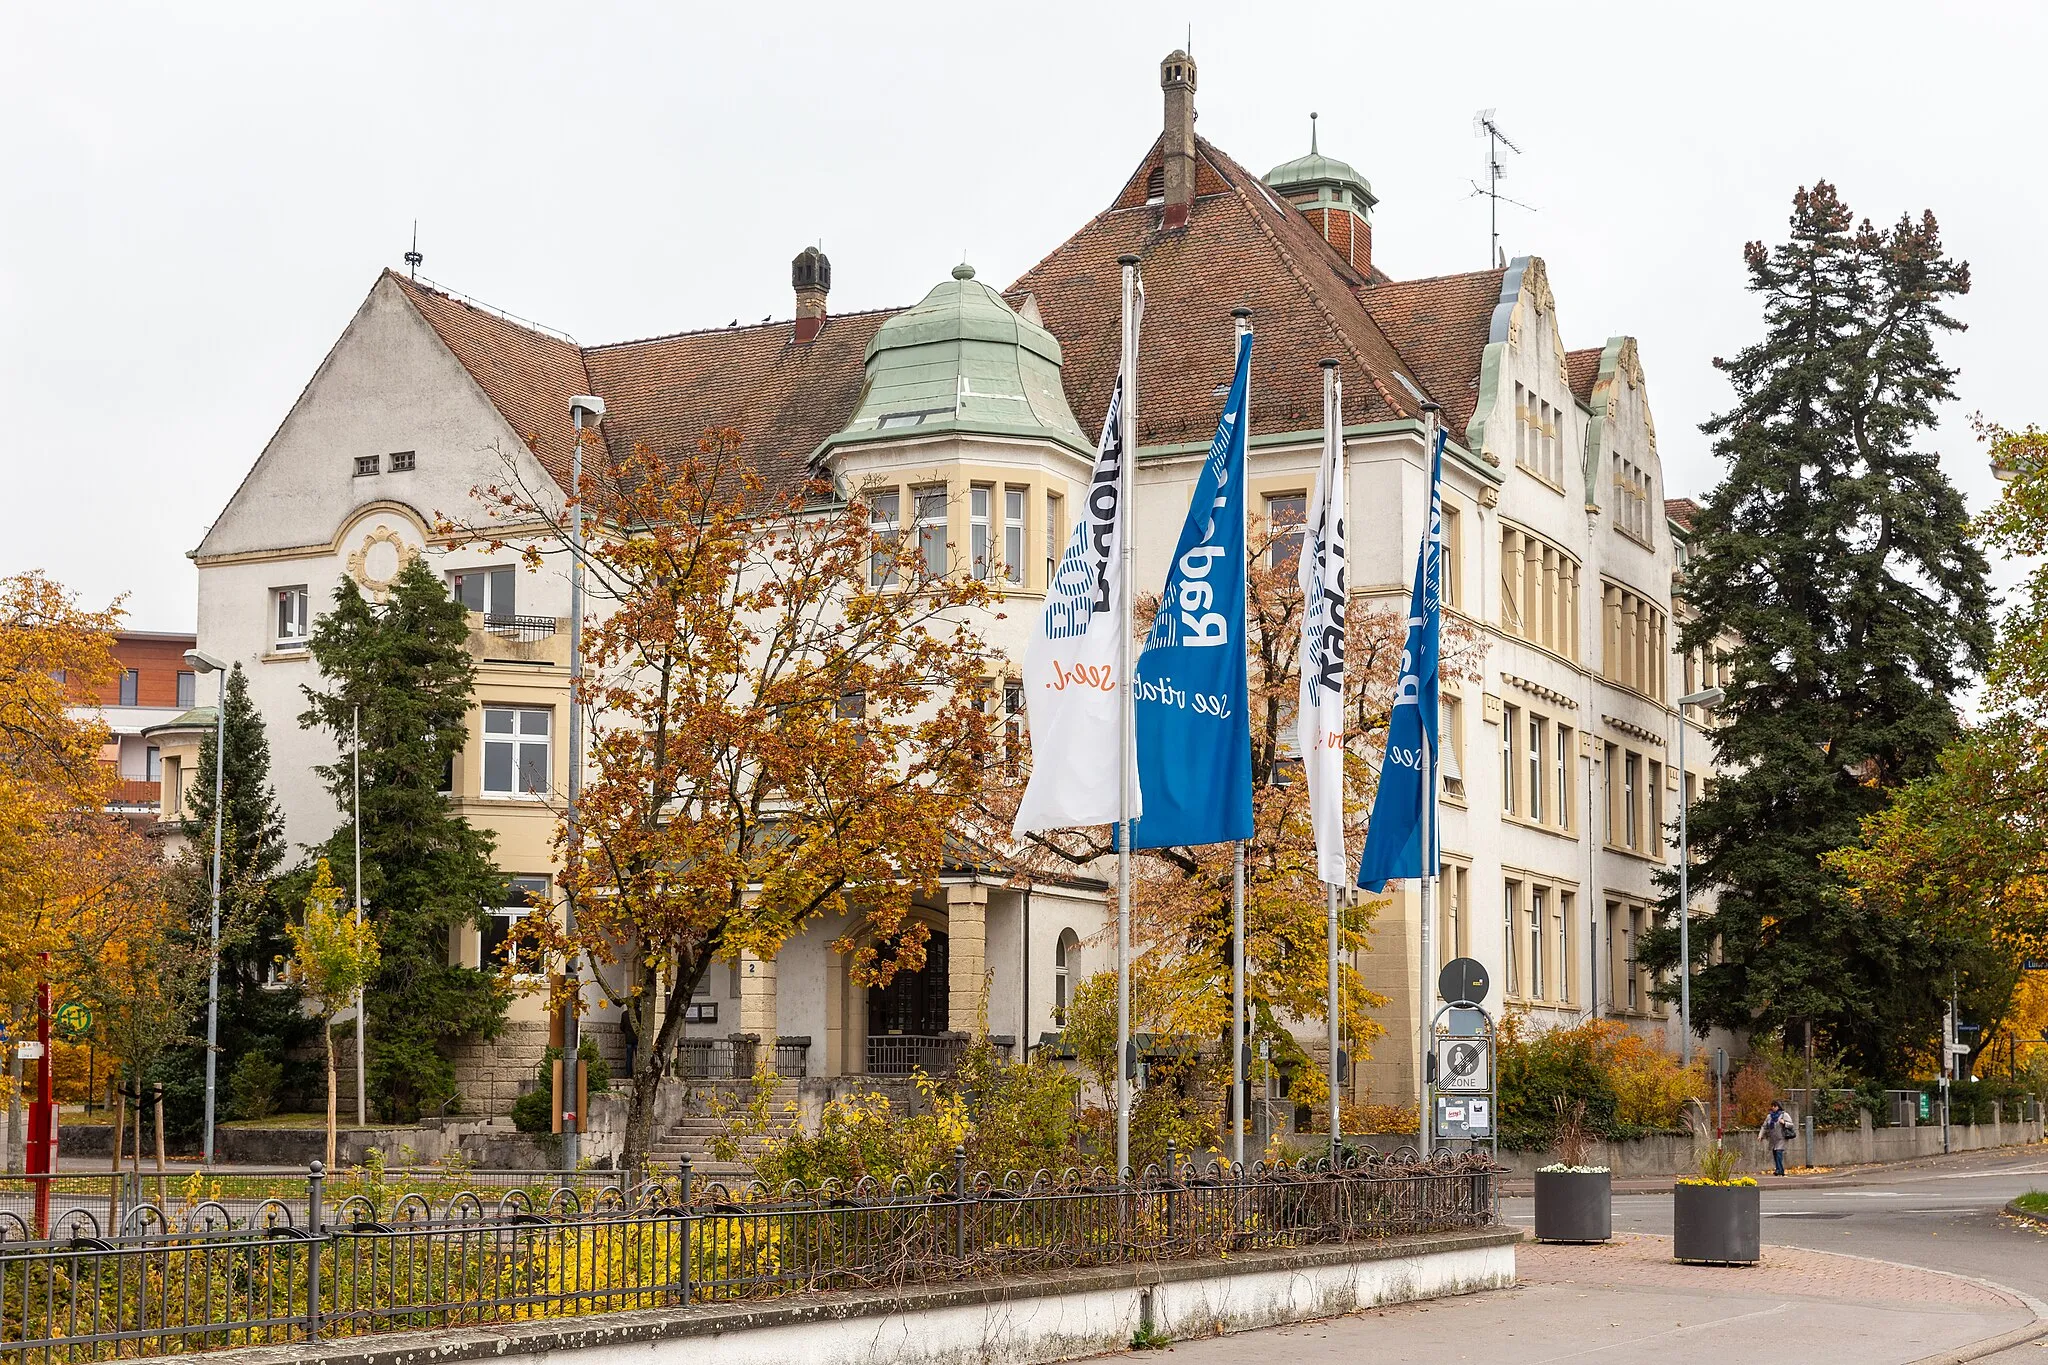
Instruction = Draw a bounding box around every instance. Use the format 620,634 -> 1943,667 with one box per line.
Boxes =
0,1150 -> 1496,1362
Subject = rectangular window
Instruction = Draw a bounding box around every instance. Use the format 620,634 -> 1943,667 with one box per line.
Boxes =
1557,892 -> 1574,1005
482,707 -> 552,797
1649,760 -> 1665,856
1556,724 -> 1573,829
1530,886 -> 1546,1000
1528,714 -> 1545,824
144,745 -> 161,782
1439,863 -> 1467,962
1601,582 -> 1669,701
449,567 -> 516,619
1440,502 -> 1461,608
1440,696 -> 1465,799
915,486 -> 948,578
1604,742 -> 1620,844
176,670 -> 196,709
388,450 -> 416,472
1629,906 -> 1646,1010
1624,751 -> 1640,850
1500,526 -> 1579,660
1501,704 -> 1519,814
119,669 -> 138,707
1503,880 -> 1520,997
1003,487 -> 1026,586
484,876 -> 549,973
970,485 -> 992,579
1267,493 -> 1307,570
1003,679 -> 1026,768
869,490 -> 900,587
1046,491 -> 1065,583
275,587 -> 310,648
353,454 -> 379,477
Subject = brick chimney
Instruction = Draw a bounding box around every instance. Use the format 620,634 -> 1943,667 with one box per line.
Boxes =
1159,50 -> 1197,229
792,246 -> 831,344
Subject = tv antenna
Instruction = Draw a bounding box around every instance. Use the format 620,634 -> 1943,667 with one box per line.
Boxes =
1470,110 -> 1536,267
404,220 -> 424,279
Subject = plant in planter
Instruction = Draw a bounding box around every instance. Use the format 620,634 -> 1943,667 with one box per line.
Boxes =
1534,1097 -> 1612,1243
1672,1140 -> 1760,1265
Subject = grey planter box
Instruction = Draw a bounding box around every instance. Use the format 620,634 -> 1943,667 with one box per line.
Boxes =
1533,1169 -> 1612,1243
1672,1182 -> 1761,1264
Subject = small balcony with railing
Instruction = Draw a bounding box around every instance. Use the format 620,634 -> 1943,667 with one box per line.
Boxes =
461,610 -> 570,667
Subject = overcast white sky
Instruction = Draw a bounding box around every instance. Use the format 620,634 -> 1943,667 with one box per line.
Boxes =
4,1 -> 2042,632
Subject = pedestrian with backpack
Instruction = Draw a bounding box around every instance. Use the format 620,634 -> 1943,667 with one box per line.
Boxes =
1760,1100 -> 1795,1176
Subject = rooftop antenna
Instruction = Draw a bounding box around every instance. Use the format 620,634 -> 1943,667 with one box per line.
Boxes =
404,221 -> 424,279
1470,110 -> 1536,268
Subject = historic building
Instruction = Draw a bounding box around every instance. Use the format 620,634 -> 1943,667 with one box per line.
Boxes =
184,48 -> 1722,1118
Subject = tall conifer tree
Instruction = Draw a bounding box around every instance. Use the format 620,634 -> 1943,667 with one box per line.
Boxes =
301,559 -> 506,1119
158,664 -> 312,1132
1645,182 -> 1992,1077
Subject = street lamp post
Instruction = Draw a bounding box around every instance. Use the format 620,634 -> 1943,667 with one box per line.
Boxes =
183,649 -> 229,1168
1675,686 -> 1723,1068
562,394 -> 604,1172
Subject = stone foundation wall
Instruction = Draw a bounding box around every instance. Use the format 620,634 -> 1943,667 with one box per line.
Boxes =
450,1020 -> 628,1117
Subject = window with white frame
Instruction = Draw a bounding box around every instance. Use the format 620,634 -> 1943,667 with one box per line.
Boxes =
1503,878 -> 1520,997
1003,487 -> 1026,586
915,486 -> 948,577
275,586 -> 310,649
1266,493 -> 1306,570
1054,928 -> 1080,1024
177,670 -> 196,709
1529,885 -> 1546,1000
1556,891 -> 1574,1005
869,490 -> 900,587
1046,491 -> 1065,583
1500,703 -> 1518,815
449,566 -> 516,619
484,876 -> 549,973
1527,713 -> 1546,825
1003,679 -> 1026,768
482,707 -> 551,797
1440,696 -> 1465,799
970,486 -> 993,578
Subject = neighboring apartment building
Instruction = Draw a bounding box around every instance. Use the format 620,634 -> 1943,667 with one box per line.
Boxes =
67,630 -> 200,827
184,49 -> 1724,1115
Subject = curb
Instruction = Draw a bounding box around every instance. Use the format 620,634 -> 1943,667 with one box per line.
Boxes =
2006,1197 -> 2048,1229
1907,1318 -> 2048,1365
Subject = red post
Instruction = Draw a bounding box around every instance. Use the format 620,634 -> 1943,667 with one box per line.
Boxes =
26,967 -> 54,1238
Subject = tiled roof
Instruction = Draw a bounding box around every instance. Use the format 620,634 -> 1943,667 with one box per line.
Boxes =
390,271 -> 884,499
584,312 -> 888,498
1354,269 -> 1506,440
1008,137 -> 1432,449
1566,347 -> 1604,406
389,272 -> 592,492
1665,497 -> 1700,530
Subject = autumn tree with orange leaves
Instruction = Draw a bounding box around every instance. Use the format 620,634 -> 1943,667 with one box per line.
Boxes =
966,517 -> 1482,1118
447,431 -> 1000,1166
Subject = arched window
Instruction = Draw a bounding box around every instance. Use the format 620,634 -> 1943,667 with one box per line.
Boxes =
1054,929 -> 1080,1025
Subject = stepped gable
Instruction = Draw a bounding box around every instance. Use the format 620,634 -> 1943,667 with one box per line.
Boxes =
1566,347 -> 1604,407
1009,136 -> 1432,450
584,311 -> 888,499
1354,268 -> 1507,441
388,271 -> 592,493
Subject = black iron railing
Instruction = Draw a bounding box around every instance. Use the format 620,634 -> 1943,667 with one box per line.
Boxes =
481,614 -> 558,642
0,1151 -> 1498,1361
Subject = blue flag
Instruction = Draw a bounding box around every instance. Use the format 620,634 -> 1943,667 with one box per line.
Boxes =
1356,428 -> 1446,892
1129,331 -> 1254,850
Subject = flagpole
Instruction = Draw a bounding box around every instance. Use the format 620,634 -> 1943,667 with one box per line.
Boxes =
1230,308 -> 1253,1173
1417,404 -> 1441,1157
1320,358 -> 1343,1159
1115,253 -> 1139,1180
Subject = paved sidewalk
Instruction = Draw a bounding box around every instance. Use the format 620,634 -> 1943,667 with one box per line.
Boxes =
1106,1233 -> 2040,1364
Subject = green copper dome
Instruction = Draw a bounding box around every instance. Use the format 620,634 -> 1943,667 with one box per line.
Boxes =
819,263 -> 1090,459
1265,115 -> 1376,213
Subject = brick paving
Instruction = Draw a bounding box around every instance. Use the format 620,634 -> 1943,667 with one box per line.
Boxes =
1521,1231 -> 2028,1310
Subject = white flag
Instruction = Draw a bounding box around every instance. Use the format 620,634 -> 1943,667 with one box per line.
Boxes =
1298,371 -> 1348,884
1014,374 -> 1142,836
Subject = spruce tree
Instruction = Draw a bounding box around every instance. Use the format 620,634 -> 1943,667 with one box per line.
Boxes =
1642,183 -> 1992,1078
301,558 -> 506,1120
156,664 -> 312,1136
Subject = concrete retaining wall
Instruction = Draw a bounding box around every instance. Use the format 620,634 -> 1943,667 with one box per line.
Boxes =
184,1229 -> 1517,1365
1496,1114 -> 2044,1178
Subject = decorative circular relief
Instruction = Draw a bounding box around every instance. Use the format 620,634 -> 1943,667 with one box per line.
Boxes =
347,525 -> 418,599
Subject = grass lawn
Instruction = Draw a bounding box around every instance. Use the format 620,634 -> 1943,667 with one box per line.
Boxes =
2016,1190 -> 2048,1214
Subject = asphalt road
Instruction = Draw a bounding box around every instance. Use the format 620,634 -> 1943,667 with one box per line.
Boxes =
1503,1143 -> 2048,1360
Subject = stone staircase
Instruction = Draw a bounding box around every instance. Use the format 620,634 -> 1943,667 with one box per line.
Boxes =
647,1079 -> 801,1172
